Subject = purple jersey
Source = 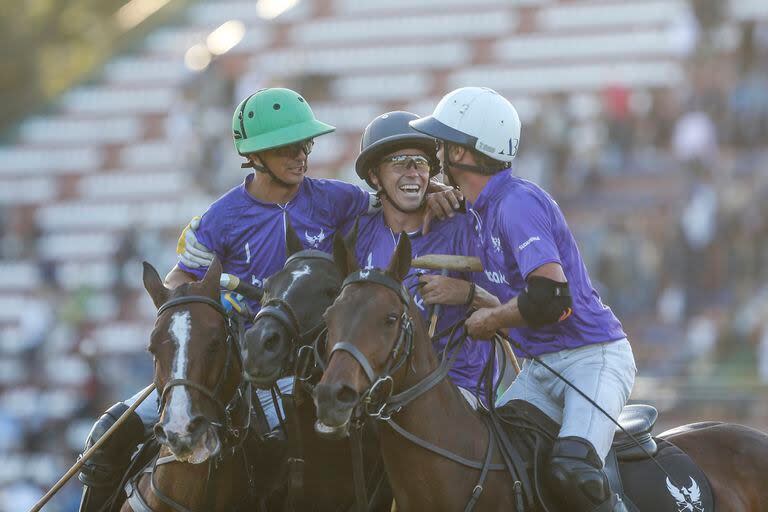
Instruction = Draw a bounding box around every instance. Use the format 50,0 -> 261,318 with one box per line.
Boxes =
178,173 -> 370,313
469,171 -> 626,357
354,211 -> 493,396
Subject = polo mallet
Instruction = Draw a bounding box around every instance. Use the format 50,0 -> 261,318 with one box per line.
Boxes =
29,383 -> 157,512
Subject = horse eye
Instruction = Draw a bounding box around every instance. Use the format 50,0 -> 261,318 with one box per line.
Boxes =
385,313 -> 399,325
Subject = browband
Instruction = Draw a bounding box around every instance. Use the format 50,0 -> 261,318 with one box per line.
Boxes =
342,269 -> 410,305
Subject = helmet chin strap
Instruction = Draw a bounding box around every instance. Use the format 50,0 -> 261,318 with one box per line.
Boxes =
442,144 -> 503,179
242,157 -> 299,188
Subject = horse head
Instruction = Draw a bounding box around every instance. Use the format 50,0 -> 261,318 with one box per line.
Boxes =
314,233 -> 421,438
143,258 -> 241,464
242,217 -> 353,387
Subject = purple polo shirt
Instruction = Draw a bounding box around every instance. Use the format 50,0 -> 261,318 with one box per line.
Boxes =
469,171 -> 626,357
178,173 -> 370,314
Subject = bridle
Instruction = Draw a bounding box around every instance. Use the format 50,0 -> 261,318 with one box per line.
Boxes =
253,249 -> 337,379
314,269 -> 419,419
138,294 -> 252,512
156,295 -> 244,429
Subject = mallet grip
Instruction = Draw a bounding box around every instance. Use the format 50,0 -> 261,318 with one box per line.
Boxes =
411,255 -> 483,273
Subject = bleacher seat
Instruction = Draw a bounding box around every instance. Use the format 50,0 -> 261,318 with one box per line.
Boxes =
78,170 -> 185,199
311,103 -> 385,132
90,323 -> 152,353
494,29 -> 679,63
290,11 -> 517,45
19,116 -> 143,146
0,263 -> 40,291
187,0 -> 311,25
255,41 -> 471,75
144,27 -> 210,54
120,141 -> 176,168
103,56 -> 191,85
730,0 -> 768,20
537,0 -> 686,30
0,298 -> 26,322
56,262 -> 115,290
0,177 -> 56,204
61,86 -> 175,115
333,72 -> 432,101
0,147 -> 103,176
449,60 -> 684,94
38,233 -> 120,259
335,0 -> 547,14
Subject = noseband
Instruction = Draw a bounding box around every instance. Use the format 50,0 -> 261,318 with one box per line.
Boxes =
156,295 -> 243,428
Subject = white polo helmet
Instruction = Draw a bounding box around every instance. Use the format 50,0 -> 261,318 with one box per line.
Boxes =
410,87 -> 521,166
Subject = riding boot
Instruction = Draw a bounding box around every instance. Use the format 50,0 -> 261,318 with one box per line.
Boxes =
78,402 -> 146,512
548,437 -> 627,512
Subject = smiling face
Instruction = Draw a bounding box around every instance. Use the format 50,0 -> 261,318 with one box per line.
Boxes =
370,147 -> 430,212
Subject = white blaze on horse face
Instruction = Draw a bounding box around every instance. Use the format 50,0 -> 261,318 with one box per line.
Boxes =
164,311 -> 193,434
284,264 -> 312,299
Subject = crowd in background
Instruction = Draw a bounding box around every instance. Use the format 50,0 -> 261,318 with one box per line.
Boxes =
2,2 -> 768,510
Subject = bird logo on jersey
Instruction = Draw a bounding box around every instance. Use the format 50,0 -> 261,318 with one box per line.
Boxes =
305,228 -> 326,248
491,236 -> 502,253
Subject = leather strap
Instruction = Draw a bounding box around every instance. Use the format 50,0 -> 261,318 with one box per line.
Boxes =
330,342 -> 376,383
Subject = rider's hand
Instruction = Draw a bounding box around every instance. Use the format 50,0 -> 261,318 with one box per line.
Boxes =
419,275 -> 472,306
423,182 -> 464,235
176,216 -> 214,268
465,307 -> 501,340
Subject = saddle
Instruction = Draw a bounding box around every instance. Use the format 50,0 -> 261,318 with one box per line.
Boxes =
494,401 -> 715,512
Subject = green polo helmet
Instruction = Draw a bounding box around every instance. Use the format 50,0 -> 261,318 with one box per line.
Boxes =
231,88 -> 335,155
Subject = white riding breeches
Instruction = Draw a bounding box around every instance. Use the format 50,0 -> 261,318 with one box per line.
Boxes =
255,376 -> 294,430
496,338 -> 636,462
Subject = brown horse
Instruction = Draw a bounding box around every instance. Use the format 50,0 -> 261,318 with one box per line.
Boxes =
314,234 -> 768,512
117,259 -> 276,511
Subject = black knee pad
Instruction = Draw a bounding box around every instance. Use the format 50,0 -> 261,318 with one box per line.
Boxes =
549,437 -> 614,511
78,402 -> 145,488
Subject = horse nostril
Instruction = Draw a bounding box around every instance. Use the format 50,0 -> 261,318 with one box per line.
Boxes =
187,415 -> 207,435
335,384 -> 358,406
264,331 -> 281,353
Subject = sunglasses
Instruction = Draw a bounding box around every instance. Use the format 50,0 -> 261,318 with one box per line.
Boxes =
274,139 -> 314,158
379,154 -> 431,173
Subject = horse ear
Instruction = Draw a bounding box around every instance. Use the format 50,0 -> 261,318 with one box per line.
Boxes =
201,257 -> 223,297
333,230 -> 359,276
143,261 -> 169,309
285,215 -> 304,256
386,234 -> 412,282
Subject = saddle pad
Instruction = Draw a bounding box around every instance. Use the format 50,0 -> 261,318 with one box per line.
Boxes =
619,438 -> 714,512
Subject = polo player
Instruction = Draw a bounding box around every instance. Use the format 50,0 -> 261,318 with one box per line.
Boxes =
412,87 -> 637,512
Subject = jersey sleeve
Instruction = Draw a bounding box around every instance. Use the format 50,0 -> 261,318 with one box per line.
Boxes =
499,191 -> 561,279
177,206 -> 231,279
325,180 -> 375,229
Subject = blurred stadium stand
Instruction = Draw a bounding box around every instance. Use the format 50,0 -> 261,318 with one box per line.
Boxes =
2,0 -> 768,509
